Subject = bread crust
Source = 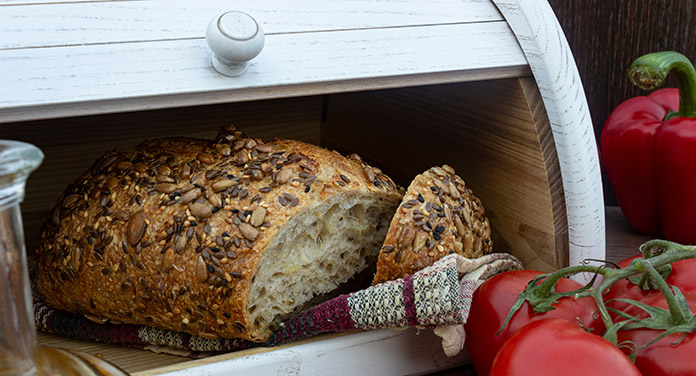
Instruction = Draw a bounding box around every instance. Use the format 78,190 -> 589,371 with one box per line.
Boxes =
35,125 -> 403,342
372,165 -> 492,285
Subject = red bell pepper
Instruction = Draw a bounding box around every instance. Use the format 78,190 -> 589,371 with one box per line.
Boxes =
602,51 -> 696,243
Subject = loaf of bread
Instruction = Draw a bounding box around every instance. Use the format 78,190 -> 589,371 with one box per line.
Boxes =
35,125 -> 403,342
372,165 -> 492,285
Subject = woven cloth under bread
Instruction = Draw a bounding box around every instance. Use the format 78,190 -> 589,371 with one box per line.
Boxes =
34,253 -> 522,358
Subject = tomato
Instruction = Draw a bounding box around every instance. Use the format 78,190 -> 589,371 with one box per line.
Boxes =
605,254 -> 696,318
464,270 -> 604,376
490,318 -> 642,376
597,253 -> 696,375
616,292 -> 696,375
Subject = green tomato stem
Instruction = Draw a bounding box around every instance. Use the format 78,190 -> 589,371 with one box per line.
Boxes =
641,261 -> 691,324
534,265 -> 611,298
524,240 -> 696,334
589,288 -> 615,332
628,51 -> 696,118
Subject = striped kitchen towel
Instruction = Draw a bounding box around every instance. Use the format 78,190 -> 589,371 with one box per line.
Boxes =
34,253 -> 522,358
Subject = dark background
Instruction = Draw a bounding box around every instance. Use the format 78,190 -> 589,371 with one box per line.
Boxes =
547,0 -> 696,205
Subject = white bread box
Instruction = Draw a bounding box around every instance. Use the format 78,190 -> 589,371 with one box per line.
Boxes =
0,0 -> 604,374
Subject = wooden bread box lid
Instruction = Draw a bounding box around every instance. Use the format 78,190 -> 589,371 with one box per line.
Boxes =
0,0 -> 605,374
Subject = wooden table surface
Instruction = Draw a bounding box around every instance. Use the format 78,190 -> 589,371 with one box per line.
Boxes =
37,206 -> 653,375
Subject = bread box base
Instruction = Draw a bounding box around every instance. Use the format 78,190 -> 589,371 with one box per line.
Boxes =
34,207 -> 643,375
38,327 -> 467,376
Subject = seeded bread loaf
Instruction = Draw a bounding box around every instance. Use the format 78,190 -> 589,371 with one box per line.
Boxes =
372,165 -> 492,285
35,125 -> 403,342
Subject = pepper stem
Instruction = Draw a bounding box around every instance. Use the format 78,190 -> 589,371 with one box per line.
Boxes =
628,51 -> 696,118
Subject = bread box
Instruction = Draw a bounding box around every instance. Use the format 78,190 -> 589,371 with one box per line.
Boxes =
0,0 -> 605,374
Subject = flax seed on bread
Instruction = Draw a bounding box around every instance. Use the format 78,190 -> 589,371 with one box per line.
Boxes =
373,165 -> 492,285
35,125 -> 403,342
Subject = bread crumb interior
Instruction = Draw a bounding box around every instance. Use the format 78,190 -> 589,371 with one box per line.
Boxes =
246,193 -> 393,337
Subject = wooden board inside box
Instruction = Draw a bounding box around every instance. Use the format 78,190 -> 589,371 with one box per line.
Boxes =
322,77 -> 567,272
7,76 -> 566,275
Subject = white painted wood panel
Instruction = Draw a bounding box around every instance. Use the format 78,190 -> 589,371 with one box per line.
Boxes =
0,0 -> 120,5
492,0 -> 605,280
0,0 -> 503,49
138,328 -> 468,376
0,22 -> 529,122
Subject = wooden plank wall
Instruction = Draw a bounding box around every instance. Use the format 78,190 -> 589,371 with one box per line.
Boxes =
322,78 -> 568,272
548,0 -> 696,205
5,77 -> 569,272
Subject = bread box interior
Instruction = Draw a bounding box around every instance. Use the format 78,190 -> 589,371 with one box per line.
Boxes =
7,77 -> 566,278
3,76 -> 566,374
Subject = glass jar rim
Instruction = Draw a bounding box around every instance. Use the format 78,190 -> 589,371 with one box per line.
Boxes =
0,140 -> 44,210
0,140 -> 44,184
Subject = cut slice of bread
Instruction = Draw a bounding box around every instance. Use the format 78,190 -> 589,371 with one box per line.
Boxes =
373,165 -> 492,285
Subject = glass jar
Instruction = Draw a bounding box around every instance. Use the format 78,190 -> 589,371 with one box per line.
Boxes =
0,140 -> 128,376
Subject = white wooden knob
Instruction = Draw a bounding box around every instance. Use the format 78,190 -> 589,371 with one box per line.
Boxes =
206,11 -> 265,77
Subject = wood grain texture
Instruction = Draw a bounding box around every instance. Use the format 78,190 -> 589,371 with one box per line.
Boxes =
36,332 -> 186,375
518,76 -> 569,269
0,0 -> 504,49
0,22 -> 528,122
322,78 -> 567,272
493,0 -> 605,281
35,206 -> 646,375
548,0 -> 696,206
